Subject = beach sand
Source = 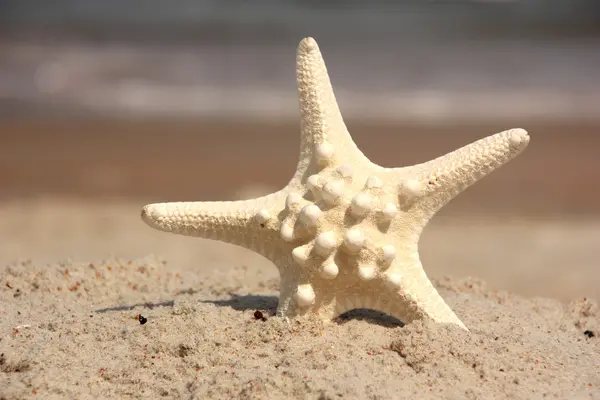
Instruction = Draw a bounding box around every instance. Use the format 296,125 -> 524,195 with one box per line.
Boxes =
1,118 -> 599,399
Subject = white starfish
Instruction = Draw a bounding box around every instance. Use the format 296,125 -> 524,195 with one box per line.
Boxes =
141,37 -> 530,331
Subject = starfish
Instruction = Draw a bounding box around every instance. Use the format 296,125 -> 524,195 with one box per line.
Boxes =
141,37 -> 530,331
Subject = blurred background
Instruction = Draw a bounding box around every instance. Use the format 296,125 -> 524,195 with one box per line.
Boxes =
0,0 -> 599,301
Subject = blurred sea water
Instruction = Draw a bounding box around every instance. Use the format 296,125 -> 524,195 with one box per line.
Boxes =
1,0 -> 599,122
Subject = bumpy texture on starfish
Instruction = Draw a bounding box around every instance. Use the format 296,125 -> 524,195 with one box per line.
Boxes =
141,37 -> 530,331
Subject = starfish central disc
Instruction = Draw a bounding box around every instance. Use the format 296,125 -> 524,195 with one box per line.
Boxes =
277,162 -> 400,288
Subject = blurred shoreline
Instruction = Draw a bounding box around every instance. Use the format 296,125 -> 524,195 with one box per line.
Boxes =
1,116 -> 598,218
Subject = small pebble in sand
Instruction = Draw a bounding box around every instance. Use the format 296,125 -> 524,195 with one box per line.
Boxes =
253,310 -> 267,321
136,314 -> 148,325
584,330 -> 595,338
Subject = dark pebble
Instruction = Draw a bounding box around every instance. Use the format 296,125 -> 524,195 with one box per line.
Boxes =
254,310 -> 267,321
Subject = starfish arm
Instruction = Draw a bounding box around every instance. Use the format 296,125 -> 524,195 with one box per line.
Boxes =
387,261 -> 467,329
141,191 -> 288,258
397,128 -> 530,219
329,257 -> 467,330
292,37 -> 365,183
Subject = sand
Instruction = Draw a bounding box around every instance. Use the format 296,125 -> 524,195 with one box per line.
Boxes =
0,200 -> 599,400
1,118 -> 599,398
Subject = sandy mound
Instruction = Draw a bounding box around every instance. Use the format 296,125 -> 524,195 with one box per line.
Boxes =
1,257 -> 598,399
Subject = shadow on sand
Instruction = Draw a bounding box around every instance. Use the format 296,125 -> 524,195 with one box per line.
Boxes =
203,293 -> 404,328
93,292 -> 404,328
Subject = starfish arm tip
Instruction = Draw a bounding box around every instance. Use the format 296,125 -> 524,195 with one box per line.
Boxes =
298,37 -> 318,53
507,128 -> 530,149
141,202 -> 201,235
140,203 -> 163,229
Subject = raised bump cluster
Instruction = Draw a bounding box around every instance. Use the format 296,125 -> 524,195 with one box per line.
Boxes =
252,140 -> 417,308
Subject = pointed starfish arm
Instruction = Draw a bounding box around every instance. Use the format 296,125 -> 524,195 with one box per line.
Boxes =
399,128 -> 530,213
393,265 -> 468,329
328,260 -> 468,330
294,38 -> 363,176
141,193 -> 286,255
